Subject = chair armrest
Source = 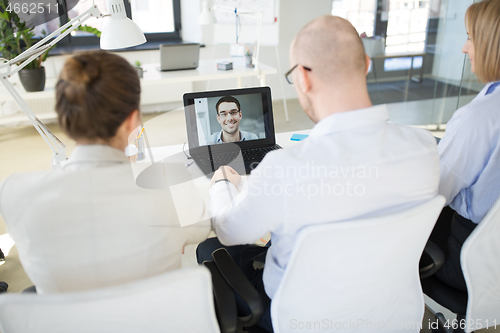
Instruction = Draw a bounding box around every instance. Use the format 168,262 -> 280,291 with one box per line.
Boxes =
203,261 -> 238,333
420,240 -> 445,279
212,248 -> 264,328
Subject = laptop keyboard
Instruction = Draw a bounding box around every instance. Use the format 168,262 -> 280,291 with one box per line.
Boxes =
241,145 -> 281,161
193,144 -> 281,174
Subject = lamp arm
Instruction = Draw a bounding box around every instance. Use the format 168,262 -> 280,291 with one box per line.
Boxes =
0,77 -> 67,166
211,4 -> 237,14
252,14 -> 262,70
0,3 -> 104,168
231,12 -> 262,70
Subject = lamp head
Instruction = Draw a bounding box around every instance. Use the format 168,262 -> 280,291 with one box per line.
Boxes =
198,0 -> 216,25
100,0 -> 147,50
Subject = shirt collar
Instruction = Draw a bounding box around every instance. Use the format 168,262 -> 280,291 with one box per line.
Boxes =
217,130 -> 245,142
309,104 -> 390,137
485,81 -> 500,95
63,145 -> 129,169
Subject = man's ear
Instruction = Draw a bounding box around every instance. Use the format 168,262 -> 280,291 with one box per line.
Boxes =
365,54 -> 371,76
297,65 -> 312,93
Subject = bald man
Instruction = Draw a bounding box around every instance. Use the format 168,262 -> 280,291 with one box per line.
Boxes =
198,16 -> 439,331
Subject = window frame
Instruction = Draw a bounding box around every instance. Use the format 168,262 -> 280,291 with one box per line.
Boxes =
54,0 -> 182,48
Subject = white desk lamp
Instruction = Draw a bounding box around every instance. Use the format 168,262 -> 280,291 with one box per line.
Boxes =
0,0 -> 146,168
198,0 -> 263,70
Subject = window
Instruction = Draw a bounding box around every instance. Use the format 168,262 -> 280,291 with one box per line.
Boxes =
332,0 -> 377,36
385,0 -> 430,53
33,0 -> 181,47
332,0 -> 431,53
131,0 -> 175,34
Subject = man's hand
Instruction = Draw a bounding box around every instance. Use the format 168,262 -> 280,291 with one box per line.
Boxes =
211,166 -> 242,188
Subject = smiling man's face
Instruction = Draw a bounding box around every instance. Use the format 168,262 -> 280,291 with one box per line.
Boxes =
217,102 -> 242,135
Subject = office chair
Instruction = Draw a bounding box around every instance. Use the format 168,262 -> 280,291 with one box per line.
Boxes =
421,198 -> 500,333
0,266 -> 220,333
203,255 -> 265,333
211,196 -> 445,333
0,248 -> 7,294
0,282 -> 7,294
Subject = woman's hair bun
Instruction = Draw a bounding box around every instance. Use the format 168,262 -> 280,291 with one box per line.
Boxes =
58,53 -> 101,105
62,54 -> 100,86
56,50 -> 141,142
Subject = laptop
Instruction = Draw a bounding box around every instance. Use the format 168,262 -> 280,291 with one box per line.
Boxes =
158,43 -> 200,71
183,87 -> 281,176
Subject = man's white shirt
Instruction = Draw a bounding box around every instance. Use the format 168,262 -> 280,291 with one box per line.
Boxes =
210,104 -> 440,299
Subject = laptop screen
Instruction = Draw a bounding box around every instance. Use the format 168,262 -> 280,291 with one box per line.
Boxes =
183,87 -> 276,150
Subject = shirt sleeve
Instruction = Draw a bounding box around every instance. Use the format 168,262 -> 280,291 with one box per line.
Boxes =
210,154 -> 284,246
438,104 -> 493,206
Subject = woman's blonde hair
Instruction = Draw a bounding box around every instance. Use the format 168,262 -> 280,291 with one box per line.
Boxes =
465,0 -> 500,83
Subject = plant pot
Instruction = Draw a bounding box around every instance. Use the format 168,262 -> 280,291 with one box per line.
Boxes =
18,67 -> 46,92
135,67 -> 144,79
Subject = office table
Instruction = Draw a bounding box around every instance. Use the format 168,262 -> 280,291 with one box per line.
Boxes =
131,130 -> 311,227
0,58 -> 278,127
372,52 -> 426,83
135,130 -> 310,172
141,58 -> 277,88
369,52 -> 426,103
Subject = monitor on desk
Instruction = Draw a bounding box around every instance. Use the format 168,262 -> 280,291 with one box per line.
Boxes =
158,43 -> 200,71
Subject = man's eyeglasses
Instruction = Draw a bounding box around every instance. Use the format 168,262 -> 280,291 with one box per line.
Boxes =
284,64 -> 312,84
218,110 -> 240,117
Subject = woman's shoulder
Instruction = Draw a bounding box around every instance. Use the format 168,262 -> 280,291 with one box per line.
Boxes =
448,91 -> 500,129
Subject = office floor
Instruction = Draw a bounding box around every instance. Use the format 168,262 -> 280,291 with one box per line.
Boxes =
0,99 -> 497,332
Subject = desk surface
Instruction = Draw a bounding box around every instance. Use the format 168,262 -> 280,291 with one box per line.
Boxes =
0,58 -> 276,99
131,130 -> 311,180
373,52 -> 426,59
0,58 -> 277,127
131,130 -> 312,227
145,130 -> 311,163
141,58 -> 277,84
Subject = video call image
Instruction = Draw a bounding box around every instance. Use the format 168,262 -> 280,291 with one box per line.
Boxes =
194,93 -> 266,146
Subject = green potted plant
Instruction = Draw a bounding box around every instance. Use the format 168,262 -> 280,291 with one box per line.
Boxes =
135,60 -> 143,78
0,0 -> 53,92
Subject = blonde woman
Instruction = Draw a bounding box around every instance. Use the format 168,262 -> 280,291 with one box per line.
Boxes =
430,0 -> 500,291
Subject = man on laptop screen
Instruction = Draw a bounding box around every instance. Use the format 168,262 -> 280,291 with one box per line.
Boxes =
185,87 -> 280,175
208,96 -> 259,144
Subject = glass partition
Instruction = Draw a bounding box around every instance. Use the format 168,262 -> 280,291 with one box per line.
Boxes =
332,0 -> 484,129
